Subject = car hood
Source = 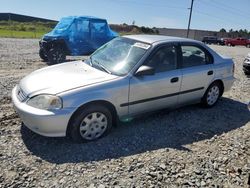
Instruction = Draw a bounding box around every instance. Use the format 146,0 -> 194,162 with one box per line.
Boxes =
43,32 -> 66,39
19,61 -> 118,97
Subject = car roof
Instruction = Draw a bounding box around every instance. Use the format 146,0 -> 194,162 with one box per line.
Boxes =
123,34 -> 197,44
62,16 -> 106,22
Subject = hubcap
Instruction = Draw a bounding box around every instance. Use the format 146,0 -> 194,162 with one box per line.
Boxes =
79,112 -> 108,140
207,85 -> 220,105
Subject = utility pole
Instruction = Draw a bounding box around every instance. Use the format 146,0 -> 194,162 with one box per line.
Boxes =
187,0 -> 194,38
8,13 -> 13,37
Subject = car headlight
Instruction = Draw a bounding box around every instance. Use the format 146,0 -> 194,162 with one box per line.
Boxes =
26,95 -> 62,110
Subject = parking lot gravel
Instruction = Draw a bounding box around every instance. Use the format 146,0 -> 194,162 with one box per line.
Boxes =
0,38 -> 249,187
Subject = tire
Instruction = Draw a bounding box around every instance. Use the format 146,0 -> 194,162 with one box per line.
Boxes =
69,105 -> 113,143
244,70 -> 250,75
202,82 -> 223,107
47,47 -> 66,65
39,48 -> 48,62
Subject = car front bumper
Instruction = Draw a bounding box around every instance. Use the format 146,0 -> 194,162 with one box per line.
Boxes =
12,86 -> 75,137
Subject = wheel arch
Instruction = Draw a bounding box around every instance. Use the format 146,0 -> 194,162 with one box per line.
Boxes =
66,100 -> 118,136
209,79 -> 224,96
47,39 -> 70,55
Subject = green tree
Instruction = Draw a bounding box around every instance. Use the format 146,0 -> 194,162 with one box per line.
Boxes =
220,28 -> 226,33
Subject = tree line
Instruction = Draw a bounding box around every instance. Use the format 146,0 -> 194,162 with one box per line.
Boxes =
219,28 -> 250,38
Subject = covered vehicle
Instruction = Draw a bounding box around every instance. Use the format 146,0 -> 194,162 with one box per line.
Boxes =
39,16 -> 118,64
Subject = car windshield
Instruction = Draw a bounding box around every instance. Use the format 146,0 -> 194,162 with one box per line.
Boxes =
86,37 -> 150,76
52,17 -> 74,34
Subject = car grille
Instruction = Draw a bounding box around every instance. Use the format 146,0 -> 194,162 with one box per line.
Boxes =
16,86 -> 28,102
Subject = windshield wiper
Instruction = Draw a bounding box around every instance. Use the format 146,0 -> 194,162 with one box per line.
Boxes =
83,57 -> 93,66
98,63 -> 112,74
93,59 -> 112,74
89,56 -> 93,66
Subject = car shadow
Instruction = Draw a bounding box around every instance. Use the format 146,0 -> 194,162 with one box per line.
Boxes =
21,97 -> 250,164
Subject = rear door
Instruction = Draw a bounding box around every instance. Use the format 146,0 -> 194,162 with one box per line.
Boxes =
128,44 -> 182,115
178,43 -> 214,105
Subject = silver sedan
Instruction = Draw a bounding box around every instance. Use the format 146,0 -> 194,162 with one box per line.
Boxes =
12,35 -> 235,142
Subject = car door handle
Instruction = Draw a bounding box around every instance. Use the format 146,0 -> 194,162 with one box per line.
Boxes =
207,70 -> 213,75
170,77 -> 179,83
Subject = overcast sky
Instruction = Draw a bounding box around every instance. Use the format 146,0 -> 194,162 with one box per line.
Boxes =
1,0 -> 250,31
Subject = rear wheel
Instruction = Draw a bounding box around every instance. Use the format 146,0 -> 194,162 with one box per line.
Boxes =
202,82 -> 222,107
69,105 -> 113,143
47,47 -> 66,65
39,48 -> 48,62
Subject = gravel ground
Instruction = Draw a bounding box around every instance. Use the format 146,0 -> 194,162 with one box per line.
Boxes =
0,38 -> 249,187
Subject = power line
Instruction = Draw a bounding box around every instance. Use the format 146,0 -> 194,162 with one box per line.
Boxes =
210,0 -> 250,17
111,0 -> 249,31
194,10 -> 250,29
198,0 -> 250,20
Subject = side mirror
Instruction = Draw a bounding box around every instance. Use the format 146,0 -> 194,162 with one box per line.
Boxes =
135,65 -> 155,76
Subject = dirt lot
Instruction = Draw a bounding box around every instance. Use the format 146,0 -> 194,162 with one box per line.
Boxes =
0,38 -> 249,187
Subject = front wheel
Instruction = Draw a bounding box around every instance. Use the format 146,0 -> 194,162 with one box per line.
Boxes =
47,47 -> 66,65
69,105 -> 113,143
202,82 -> 222,107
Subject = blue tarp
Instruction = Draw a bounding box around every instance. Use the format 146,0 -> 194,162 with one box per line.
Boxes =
43,16 -> 118,55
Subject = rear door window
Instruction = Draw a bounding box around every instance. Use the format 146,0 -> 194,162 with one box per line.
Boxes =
181,45 -> 213,68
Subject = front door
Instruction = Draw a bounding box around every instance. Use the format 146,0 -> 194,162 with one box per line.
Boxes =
68,19 -> 91,55
90,21 -> 110,50
128,44 -> 182,115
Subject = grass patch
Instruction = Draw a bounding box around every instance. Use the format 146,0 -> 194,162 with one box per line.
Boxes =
0,21 -> 55,38
0,29 -> 47,38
